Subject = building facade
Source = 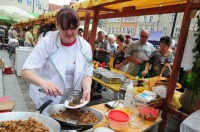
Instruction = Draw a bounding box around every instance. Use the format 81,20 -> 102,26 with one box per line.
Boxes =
120,16 -> 137,36
106,18 -> 121,35
136,15 -> 159,35
0,0 -> 49,14
157,13 -> 183,38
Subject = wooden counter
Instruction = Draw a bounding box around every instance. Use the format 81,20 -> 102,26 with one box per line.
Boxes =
91,102 -> 162,132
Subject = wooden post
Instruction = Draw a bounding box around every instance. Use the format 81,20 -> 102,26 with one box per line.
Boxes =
158,0 -> 193,131
83,11 -> 91,41
89,7 -> 99,57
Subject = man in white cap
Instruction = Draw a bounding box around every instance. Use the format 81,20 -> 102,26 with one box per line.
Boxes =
125,34 -> 132,45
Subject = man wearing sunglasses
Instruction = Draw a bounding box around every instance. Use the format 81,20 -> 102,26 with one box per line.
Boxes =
125,29 -> 154,76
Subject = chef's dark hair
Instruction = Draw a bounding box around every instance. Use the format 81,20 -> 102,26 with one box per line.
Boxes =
56,6 -> 79,30
160,36 -> 172,47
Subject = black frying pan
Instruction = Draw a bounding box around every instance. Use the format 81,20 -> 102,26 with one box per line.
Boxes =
38,100 -> 104,128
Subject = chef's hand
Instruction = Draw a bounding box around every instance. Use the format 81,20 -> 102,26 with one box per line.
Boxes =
41,81 -> 63,97
82,89 -> 91,101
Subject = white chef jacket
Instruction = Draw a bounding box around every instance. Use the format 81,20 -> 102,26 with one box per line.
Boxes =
22,31 -> 93,109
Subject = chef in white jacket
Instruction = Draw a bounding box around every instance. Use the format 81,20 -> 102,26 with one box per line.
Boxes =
21,6 -> 93,111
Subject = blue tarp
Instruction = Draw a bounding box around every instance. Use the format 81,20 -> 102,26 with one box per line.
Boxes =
132,31 -> 165,48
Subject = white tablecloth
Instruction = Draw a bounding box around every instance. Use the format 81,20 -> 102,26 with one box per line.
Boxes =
180,110 -> 200,132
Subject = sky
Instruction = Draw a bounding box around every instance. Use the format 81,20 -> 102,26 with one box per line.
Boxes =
49,0 -> 71,6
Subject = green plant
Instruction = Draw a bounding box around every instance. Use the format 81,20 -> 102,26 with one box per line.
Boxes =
188,14 -> 200,104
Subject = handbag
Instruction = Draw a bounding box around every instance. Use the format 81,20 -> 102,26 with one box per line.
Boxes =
114,50 -> 125,65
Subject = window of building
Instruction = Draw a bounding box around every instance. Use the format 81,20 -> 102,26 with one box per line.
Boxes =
27,0 -> 32,5
112,27 -> 115,33
144,16 -> 147,22
149,16 -> 153,22
122,27 -> 126,33
116,28 -> 118,33
108,18 -> 120,22
163,27 -> 167,35
174,27 -> 180,38
139,28 -> 143,34
150,28 -> 154,31
18,0 -> 22,3
122,27 -> 127,34
126,28 -> 134,34
170,14 -> 175,22
36,0 -> 40,7
108,27 -> 111,34
121,27 -> 134,34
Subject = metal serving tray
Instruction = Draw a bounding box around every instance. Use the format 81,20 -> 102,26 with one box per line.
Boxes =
101,72 -> 125,84
93,68 -> 110,79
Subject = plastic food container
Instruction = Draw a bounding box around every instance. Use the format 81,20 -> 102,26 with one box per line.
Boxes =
139,106 -> 160,122
108,110 -> 129,131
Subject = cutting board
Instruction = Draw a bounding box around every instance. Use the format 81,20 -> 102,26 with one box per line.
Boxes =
0,102 -> 15,111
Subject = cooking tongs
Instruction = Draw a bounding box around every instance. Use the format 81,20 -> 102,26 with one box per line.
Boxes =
39,89 -> 82,104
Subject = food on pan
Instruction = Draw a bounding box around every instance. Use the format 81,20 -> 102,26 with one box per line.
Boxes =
68,97 -> 82,107
51,108 -> 99,124
0,117 -> 49,132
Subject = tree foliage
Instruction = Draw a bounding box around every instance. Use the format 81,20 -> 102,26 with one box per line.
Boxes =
188,15 -> 200,104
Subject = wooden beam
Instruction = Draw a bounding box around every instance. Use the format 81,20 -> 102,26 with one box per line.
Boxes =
168,105 -> 188,121
191,2 -> 200,8
148,100 -> 164,108
97,4 -> 186,19
89,7 -> 99,57
83,11 -> 90,40
158,0 -> 193,131
122,6 -> 136,12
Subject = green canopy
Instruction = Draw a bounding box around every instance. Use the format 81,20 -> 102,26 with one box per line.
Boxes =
29,12 -> 40,18
0,16 -> 18,25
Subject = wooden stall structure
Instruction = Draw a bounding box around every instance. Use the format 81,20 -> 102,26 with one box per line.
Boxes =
12,0 -> 200,130
70,0 -> 200,131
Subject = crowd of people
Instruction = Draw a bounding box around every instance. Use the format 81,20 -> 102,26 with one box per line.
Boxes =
6,23 -> 56,48
92,29 -> 176,93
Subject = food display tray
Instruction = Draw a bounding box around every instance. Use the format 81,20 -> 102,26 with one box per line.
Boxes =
93,68 -> 110,79
101,72 -> 125,84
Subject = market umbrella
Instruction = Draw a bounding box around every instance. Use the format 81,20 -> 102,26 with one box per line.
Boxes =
0,5 -> 35,22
